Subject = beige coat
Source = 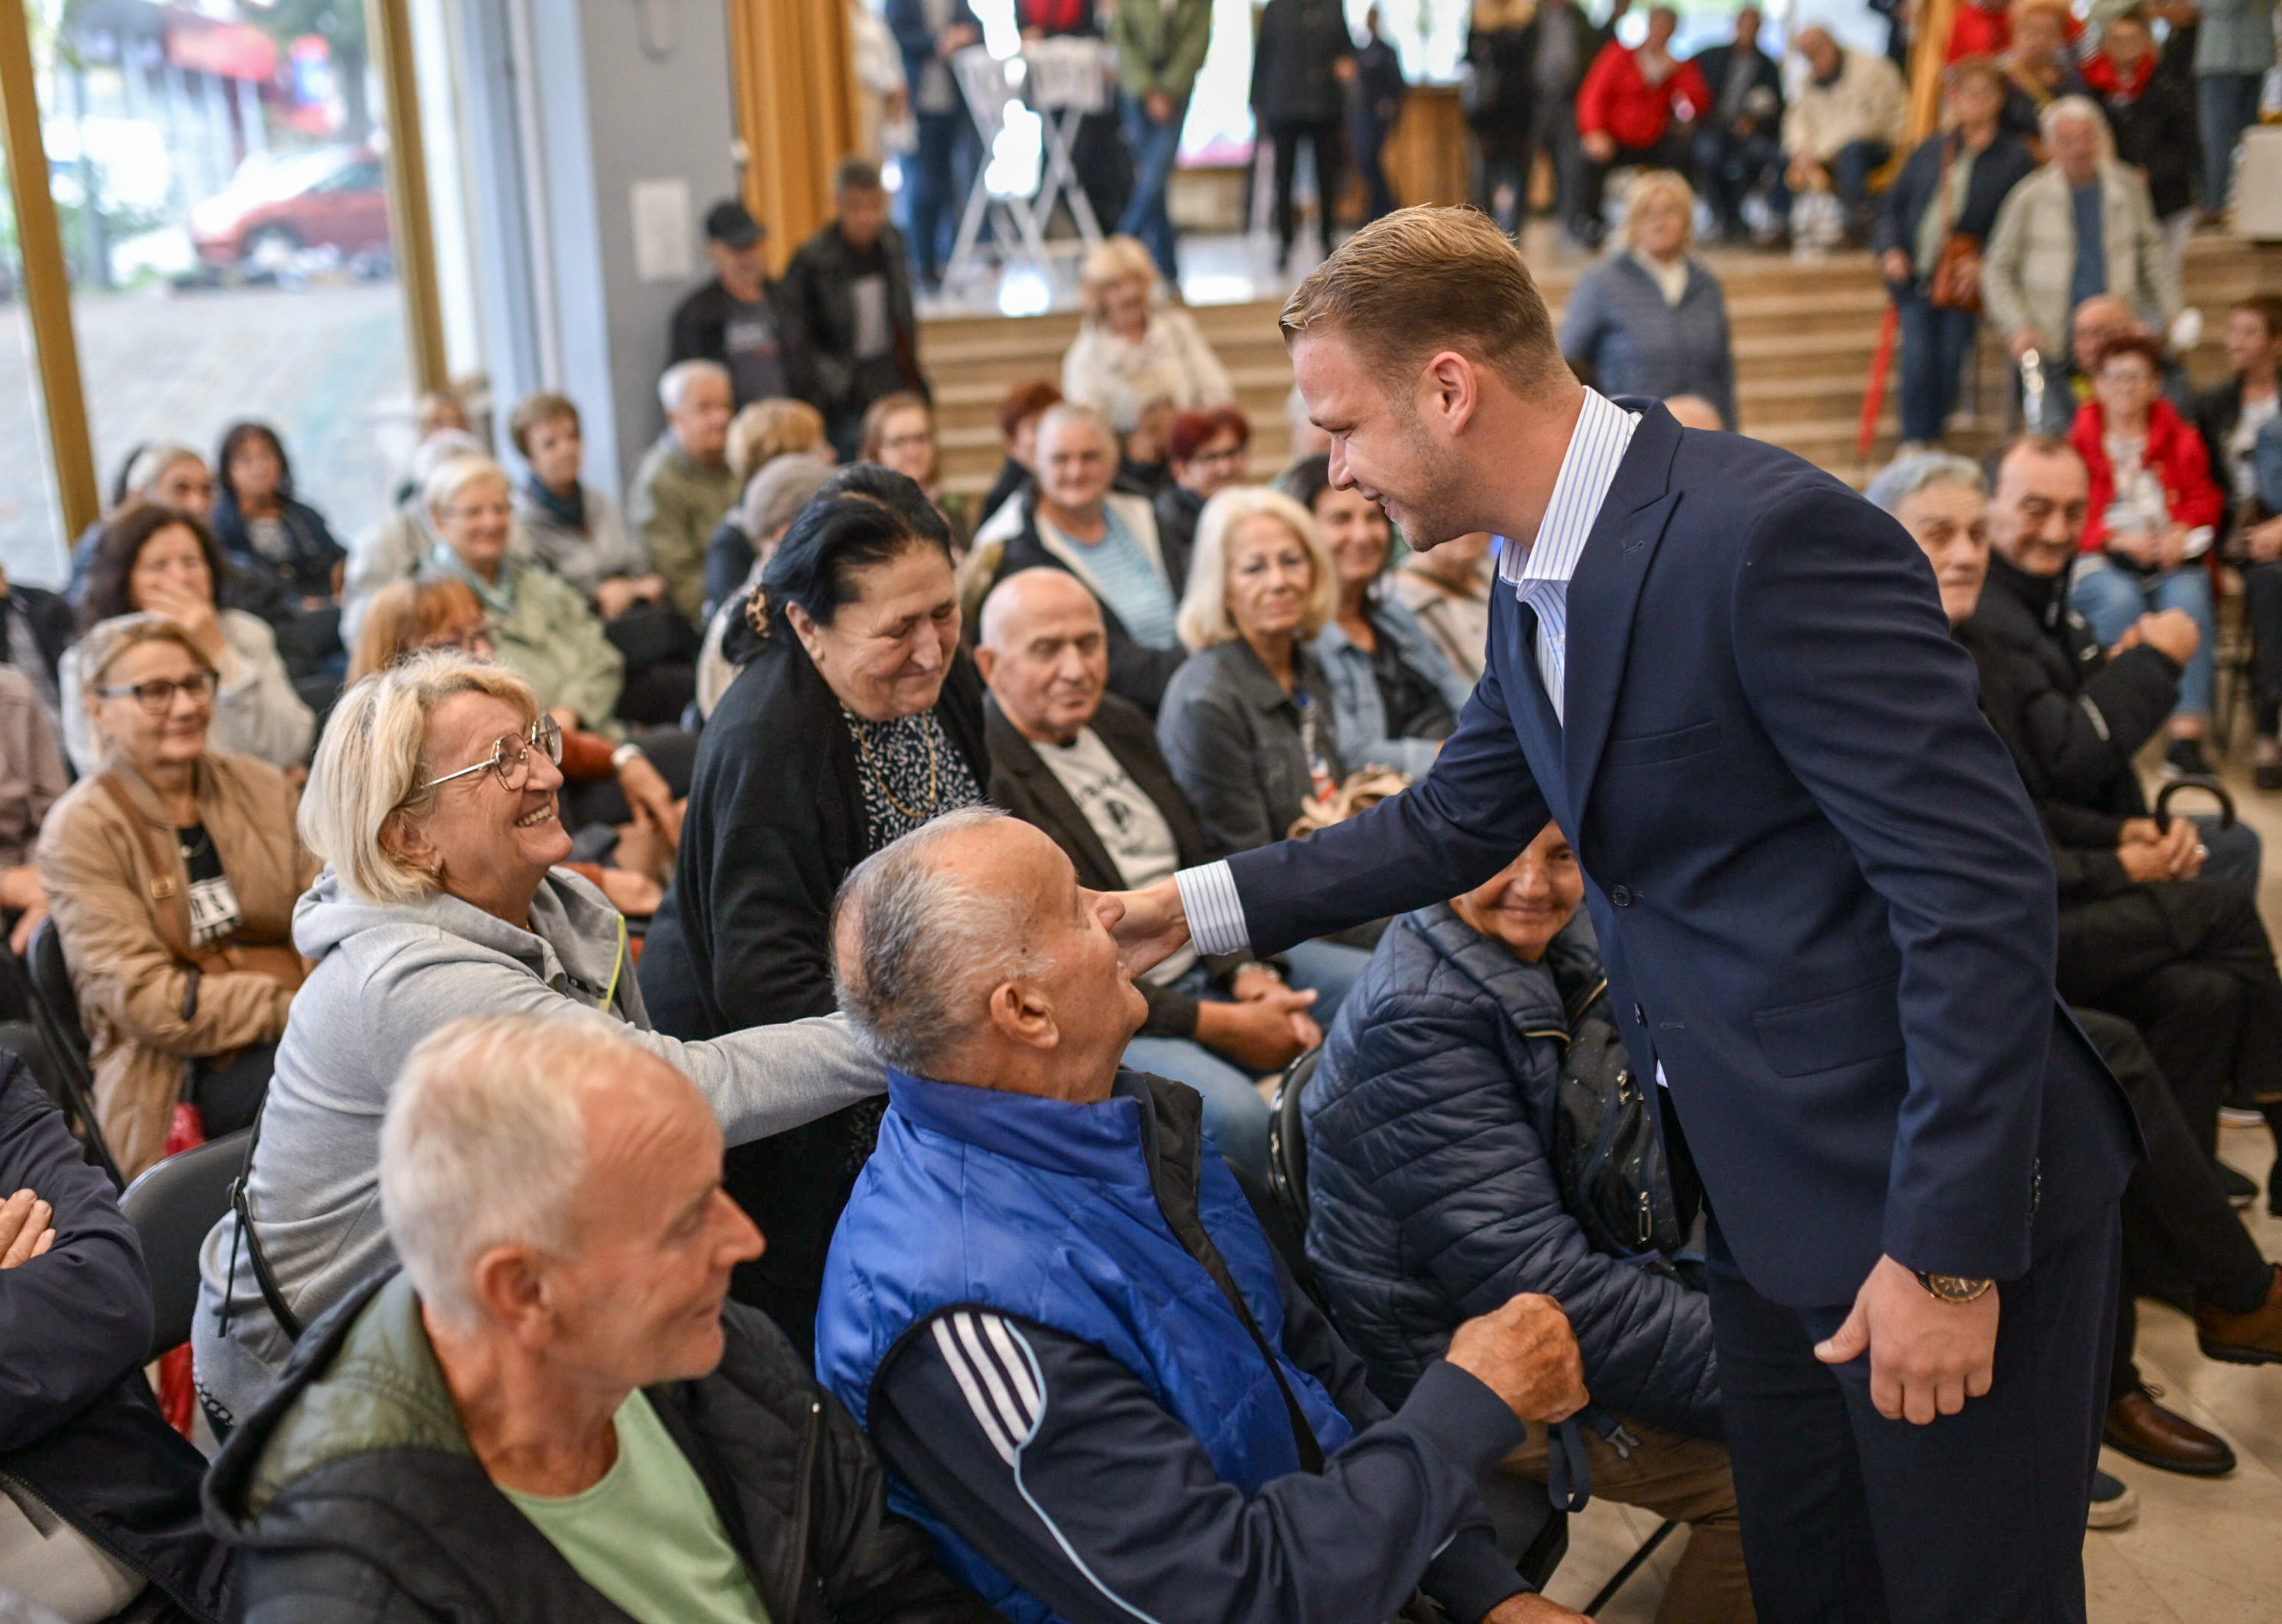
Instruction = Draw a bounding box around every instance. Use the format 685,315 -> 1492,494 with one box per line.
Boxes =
35,754 -> 316,1177
1980,159 -> 2181,356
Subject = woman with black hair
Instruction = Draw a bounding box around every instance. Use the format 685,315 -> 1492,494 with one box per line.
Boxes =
639,464 -> 988,1351
59,505 -> 314,776
213,421 -> 348,679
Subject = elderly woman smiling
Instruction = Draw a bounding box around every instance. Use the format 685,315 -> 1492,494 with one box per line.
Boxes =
420,454 -> 629,739
191,650 -> 880,1428
641,465 -> 987,1349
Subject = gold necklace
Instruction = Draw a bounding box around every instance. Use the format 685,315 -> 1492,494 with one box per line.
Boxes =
856,714 -> 940,823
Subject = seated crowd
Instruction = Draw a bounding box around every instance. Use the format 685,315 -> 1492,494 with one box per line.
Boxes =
4,189 -> 2282,1624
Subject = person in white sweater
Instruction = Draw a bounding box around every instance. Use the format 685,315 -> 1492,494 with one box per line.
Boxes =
1060,235 -> 1235,436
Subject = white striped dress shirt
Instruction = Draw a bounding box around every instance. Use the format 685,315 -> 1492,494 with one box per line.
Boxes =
1175,389 -> 1641,957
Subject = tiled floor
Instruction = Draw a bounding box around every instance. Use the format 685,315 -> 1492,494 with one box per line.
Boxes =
1537,756 -> 2282,1620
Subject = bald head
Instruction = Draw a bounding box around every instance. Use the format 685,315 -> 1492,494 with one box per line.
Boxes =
832,808 -> 1144,1095
1796,26 -> 1838,74
1663,395 -> 1726,431
976,569 -> 1111,744
2071,295 -> 2141,371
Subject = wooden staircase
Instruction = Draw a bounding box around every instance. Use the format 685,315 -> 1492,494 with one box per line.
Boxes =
920,235 -> 2282,496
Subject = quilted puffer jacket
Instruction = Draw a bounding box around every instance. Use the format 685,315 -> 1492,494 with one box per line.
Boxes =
1302,904 -> 1721,1435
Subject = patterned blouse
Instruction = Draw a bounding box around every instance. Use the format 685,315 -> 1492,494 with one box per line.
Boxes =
844,703 -> 983,851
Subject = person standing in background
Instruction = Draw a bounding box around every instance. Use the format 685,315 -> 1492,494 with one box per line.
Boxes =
886,0 -> 982,293
781,159 -> 929,462
1572,7 -> 1711,250
1350,7 -> 1410,225
1462,0 -> 1538,233
2084,10 -> 2202,279
668,201 -> 807,413
2191,0 -> 2277,218
1525,0 -> 1607,239
1108,0 -> 1214,281
1252,0 -> 1359,272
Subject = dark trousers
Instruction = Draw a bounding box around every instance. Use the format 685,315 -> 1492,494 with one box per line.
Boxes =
1351,110 -> 1399,223
906,109 -> 965,281
2198,71 -> 2265,211
1771,139 -> 1893,226
2241,559 -> 2282,735
1473,120 -> 1534,229
1895,289 -> 1980,445
1574,129 -> 1691,242
193,1041 -> 277,1138
1693,123 -> 1780,235
2074,1009 -> 2274,1399
1708,1209 -> 2119,1622
1267,117 -> 1343,259
1531,94 -> 1585,227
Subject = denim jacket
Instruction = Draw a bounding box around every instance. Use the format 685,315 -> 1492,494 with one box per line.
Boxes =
1311,595 -> 1476,780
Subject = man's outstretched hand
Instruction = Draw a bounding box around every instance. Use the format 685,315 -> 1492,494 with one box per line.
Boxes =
1104,878 -> 1190,977
1815,1254 -> 1998,1424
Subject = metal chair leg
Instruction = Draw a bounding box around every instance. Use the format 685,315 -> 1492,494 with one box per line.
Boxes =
1584,1519 -> 1681,1616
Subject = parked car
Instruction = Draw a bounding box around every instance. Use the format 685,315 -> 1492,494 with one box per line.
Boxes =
190,146 -> 389,271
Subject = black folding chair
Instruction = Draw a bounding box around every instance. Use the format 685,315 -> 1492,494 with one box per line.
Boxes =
0,922 -> 119,1187
119,1128 -> 251,1359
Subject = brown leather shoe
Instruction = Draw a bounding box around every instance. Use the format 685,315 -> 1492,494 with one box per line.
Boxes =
2103,1387 -> 2236,1477
2196,1263 -> 2282,1365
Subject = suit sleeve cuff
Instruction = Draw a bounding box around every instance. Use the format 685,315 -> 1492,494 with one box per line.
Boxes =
1398,1360 -> 1530,1482
1423,1528 -> 1532,1620
1177,861 -> 1253,957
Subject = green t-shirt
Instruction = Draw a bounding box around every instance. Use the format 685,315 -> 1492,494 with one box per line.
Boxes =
499,1389 -> 772,1624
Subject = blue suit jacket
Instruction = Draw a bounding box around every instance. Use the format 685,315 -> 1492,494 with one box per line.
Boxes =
1229,402 -> 2137,1307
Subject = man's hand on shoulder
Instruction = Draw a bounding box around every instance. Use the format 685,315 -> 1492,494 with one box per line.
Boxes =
1445,1293 -> 1587,1424
1814,1255 -> 1999,1424
1486,1594 -> 1594,1622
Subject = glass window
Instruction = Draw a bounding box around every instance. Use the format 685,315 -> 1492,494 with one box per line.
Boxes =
39,2 -> 411,554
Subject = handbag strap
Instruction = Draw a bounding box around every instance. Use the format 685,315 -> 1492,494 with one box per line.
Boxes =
218,1097 -> 303,1343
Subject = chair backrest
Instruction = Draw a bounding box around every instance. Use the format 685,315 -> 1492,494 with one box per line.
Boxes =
26,917 -> 87,1061
120,1129 -> 251,1359
1267,1047 -> 1321,1241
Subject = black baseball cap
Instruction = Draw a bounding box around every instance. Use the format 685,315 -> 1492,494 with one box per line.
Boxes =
704,200 -> 764,250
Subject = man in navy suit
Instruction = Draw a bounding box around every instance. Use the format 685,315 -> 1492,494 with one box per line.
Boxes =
1109,208 -> 2139,1622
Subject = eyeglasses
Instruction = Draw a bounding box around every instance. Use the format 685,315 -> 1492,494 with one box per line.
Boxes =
97,671 -> 219,712
420,623 -> 501,658
418,714 -> 562,793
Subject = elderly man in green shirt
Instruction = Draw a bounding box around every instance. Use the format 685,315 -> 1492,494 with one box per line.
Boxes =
629,359 -> 741,623
1109,0 -> 1214,280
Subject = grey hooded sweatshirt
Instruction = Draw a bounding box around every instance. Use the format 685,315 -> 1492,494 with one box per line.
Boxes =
192,867 -> 882,1424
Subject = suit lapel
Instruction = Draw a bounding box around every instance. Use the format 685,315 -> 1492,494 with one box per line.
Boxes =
1562,405 -> 1686,817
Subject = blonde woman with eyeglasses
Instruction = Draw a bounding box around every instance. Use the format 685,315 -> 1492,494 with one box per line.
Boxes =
37,614 -> 317,1179
190,647 -> 883,1429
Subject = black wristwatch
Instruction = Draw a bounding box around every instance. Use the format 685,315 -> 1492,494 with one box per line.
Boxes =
1914,1271 -> 1996,1304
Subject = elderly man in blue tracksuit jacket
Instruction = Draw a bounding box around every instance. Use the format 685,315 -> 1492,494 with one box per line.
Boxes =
814,808 -> 1596,1624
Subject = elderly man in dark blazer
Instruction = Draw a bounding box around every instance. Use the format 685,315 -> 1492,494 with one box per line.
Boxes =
1107,207 -> 2139,1624
975,566 -> 1320,1180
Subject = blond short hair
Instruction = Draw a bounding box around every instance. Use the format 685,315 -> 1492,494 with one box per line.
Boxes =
1177,486 -> 1338,650
1622,171 -> 1696,250
80,613 -> 214,691
728,398 -> 829,483
1079,235 -> 1159,323
301,649 -> 540,905
380,1012 -> 631,1332
1280,206 -> 1565,395
422,454 -> 511,520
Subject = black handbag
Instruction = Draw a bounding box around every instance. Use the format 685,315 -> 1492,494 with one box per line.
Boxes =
1550,986 -> 1690,1260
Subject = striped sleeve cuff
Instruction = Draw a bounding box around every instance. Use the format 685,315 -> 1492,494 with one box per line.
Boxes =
1176,861 -> 1253,958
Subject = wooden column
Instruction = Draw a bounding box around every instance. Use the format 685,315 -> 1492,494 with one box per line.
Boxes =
368,0 -> 449,392
0,0 -> 98,538
729,0 -> 861,275
1382,85 -> 1472,211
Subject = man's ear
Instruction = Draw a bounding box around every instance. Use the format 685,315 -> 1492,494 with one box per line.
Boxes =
983,977 -> 1059,1052
972,643 -> 999,685
466,1245 -> 553,1347
1416,350 -> 1481,441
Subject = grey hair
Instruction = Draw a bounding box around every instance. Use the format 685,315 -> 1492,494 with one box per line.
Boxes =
1037,401 -> 1115,455
831,807 -> 1035,1074
1865,452 -> 1986,515
660,358 -> 731,415
123,442 -> 203,498
379,1012 -> 635,1332
2041,95 -> 2113,155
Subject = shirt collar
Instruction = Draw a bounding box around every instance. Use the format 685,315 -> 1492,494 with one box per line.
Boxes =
1496,389 -> 1643,594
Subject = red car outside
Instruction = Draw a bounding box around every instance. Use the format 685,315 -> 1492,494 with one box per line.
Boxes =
190,147 -> 391,271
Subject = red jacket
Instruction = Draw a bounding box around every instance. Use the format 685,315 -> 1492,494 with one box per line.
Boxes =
2080,50 -> 2154,100
2068,396 -> 2226,553
1575,42 -> 1711,150
1947,3 -> 2011,62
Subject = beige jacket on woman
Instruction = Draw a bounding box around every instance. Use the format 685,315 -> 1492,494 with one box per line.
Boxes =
35,754 -> 315,1177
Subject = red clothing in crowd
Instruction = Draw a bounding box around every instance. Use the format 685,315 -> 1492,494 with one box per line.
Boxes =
2068,397 -> 2227,553
1575,42 -> 1712,150
2080,49 -> 2155,100
1948,2 -> 2011,62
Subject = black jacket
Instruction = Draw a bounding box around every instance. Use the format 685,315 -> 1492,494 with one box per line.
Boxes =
669,277 -> 815,408
984,691 -> 1241,1040
1962,550 -> 2180,863
1690,42 -> 1783,135
2087,58 -> 2199,220
1872,130 -> 2037,274
780,224 -> 928,426
986,493 -> 1192,717
205,1269 -> 986,1624
0,1057 -> 232,1623
1151,482 -> 1205,576
2193,376 -> 2277,542
640,631 -> 988,1347
1155,638 -> 1344,859
212,493 -> 346,605
1250,0 -> 1355,124
0,580 -> 72,690
1462,22 -> 1538,132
